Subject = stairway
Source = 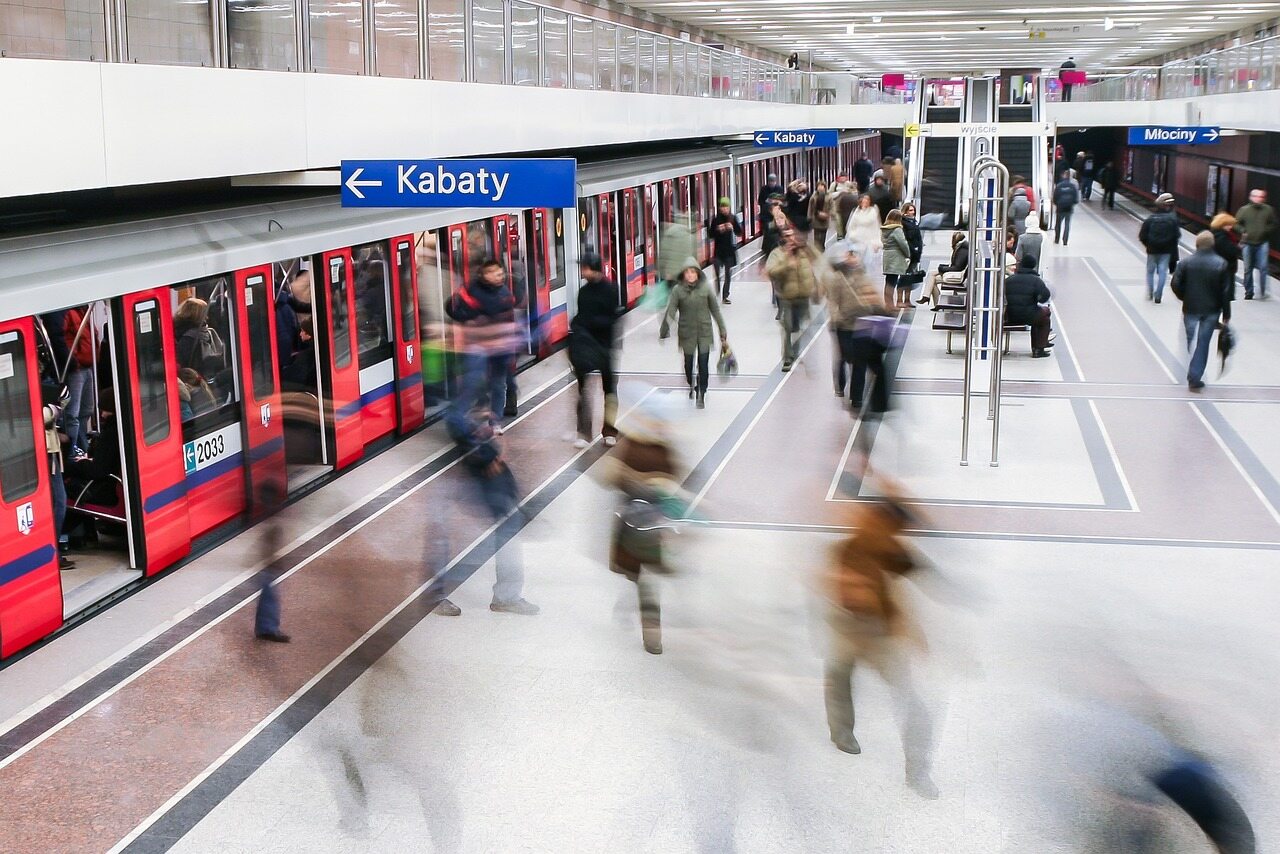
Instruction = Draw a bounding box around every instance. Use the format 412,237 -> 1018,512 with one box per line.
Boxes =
997,105 -> 1035,186
919,106 -> 961,226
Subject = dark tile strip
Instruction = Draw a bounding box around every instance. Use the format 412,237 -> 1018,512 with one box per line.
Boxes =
1069,397 -> 1134,510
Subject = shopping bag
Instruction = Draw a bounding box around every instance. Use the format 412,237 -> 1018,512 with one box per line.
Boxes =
639,280 -> 671,312
716,342 -> 739,378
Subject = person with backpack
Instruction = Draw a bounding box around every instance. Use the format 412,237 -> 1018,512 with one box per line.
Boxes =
1053,173 -> 1081,245
1139,193 -> 1182,303
568,253 -> 623,448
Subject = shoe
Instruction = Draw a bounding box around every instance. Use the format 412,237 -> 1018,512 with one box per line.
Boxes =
696,390 -> 706,409
490,598 -> 540,615
603,436 -> 618,447
782,360 -> 793,372
434,598 -> 461,616
1244,293 -> 1254,300
907,771 -> 940,799
831,733 -> 861,754
1188,380 -> 1205,392
256,630 -> 291,643
573,437 -> 589,449
70,446 -> 89,463
834,387 -> 844,397
1053,239 -> 1059,245
1146,291 -> 1154,301
1063,241 -> 1068,246
1031,349 -> 1051,358
1154,296 -> 1162,304
643,637 -> 663,655
492,424 -> 505,436
688,385 -> 695,399
58,555 -> 76,571
915,297 -> 929,304
722,297 -> 732,305
504,404 -> 518,418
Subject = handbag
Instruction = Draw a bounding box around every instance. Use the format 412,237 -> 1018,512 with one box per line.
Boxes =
615,499 -> 668,568
717,342 -> 738,378
941,270 -> 966,285
899,269 -> 926,289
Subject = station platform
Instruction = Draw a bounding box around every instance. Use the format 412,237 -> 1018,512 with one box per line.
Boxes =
1,199 -> 1277,853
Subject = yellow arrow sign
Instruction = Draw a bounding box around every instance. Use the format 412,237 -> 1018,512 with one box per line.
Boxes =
905,123 -> 921,138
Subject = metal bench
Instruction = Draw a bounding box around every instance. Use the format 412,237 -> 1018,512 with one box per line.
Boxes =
932,310 -> 967,353
1001,324 -> 1030,355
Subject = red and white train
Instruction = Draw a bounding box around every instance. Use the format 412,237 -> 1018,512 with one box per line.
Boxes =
0,131 -> 879,660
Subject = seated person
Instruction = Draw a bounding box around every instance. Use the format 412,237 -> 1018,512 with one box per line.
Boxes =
64,394 -> 123,510
1004,255 -> 1053,358
281,315 -> 317,393
177,368 -> 216,421
920,231 -> 969,306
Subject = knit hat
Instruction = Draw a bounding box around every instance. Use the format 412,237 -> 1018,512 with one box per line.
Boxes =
718,197 -> 731,207
1020,254 -> 1038,270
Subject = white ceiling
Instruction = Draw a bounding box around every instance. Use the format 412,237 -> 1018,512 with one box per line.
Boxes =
622,0 -> 1280,72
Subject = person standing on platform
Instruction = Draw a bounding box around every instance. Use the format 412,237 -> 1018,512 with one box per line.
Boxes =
1233,188 -> 1277,300
766,229 -> 820,371
709,198 -> 743,304
759,197 -> 786,270
836,180 -> 859,240
880,209 -> 912,309
1053,172 -> 1080,245
658,208 -> 696,294
854,153 -> 874,194
1016,214 -> 1045,274
1005,255 -> 1054,358
569,254 -> 622,448
1172,231 -> 1233,392
900,202 -> 923,280
824,241 -> 891,414
785,178 -> 812,236
1139,193 -> 1181,303
1098,161 -> 1118,209
660,258 -> 728,408
822,491 -> 937,798
869,175 -> 894,224
758,173 -> 784,231
889,158 -> 905,207
809,181 -> 831,249
1059,57 -> 1077,101
845,194 -> 884,264
444,258 -> 522,435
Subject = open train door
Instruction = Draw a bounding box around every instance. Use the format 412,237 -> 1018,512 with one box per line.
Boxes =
232,266 -> 287,506
115,290 -> 191,574
319,249 -> 363,470
0,319 -> 63,656
389,235 -> 425,434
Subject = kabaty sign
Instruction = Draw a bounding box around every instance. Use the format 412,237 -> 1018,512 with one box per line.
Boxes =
752,130 -> 839,148
340,159 -> 578,208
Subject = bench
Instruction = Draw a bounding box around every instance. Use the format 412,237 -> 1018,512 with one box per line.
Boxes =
932,310 -> 967,354
1002,324 -> 1031,355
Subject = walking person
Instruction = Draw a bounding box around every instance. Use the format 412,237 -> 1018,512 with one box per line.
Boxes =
854,152 -> 874,194
660,259 -> 728,408
1059,57 -> 1077,101
824,242 -> 891,415
757,173 -> 784,231
1015,214 -> 1045,274
881,209 -> 912,308
709,198 -> 743,303
1172,231 -> 1233,392
766,230 -> 820,371
809,181 -> 831,249
658,208 -> 696,293
785,179 -> 812,235
1005,255 -> 1054,358
252,482 -> 290,642
1233,188 -> 1277,300
1080,151 -> 1096,200
758,197 -> 786,270
1009,182 -> 1033,237
1210,212 -> 1240,292
444,258 -> 523,435
836,180 -> 859,240
1052,172 -> 1080,245
1099,161 -> 1118,209
1139,193 -> 1181,303
822,491 -> 937,798
569,254 -> 622,449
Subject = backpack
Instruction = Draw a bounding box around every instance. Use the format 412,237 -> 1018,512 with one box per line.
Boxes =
1146,214 -> 1180,248
1053,183 -> 1077,209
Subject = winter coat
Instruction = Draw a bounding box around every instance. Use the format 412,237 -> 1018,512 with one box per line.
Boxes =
1003,271 -> 1051,326
609,437 -> 679,575
1211,228 -> 1239,281
943,239 -> 970,273
825,502 -> 917,622
1172,248 -> 1233,321
1009,189 -> 1032,232
808,190 -> 830,231
785,188 -> 812,231
657,217 -> 696,281
1139,211 -> 1182,255
901,216 -> 923,267
1015,232 -> 1044,273
888,162 -> 905,202
880,224 -> 911,275
445,273 -> 523,355
765,244 -> 821,301
710,212 -> 742,261
869,183 -> 894,222
823,263 -> 887,330
853,158 -> 874,190
1233,202 -> 1278,245
660,261 -> 727,353
570,277 -> 622,372
845,206 -> 882,251
1053,179 -> 1080,212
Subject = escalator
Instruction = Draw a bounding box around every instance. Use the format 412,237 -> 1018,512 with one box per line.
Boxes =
918,106 -> 961,227
996,105 -> 1035,186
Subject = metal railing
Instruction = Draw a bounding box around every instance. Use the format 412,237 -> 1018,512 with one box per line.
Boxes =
0,0 -> 908,105
1069,32 -> 1280,102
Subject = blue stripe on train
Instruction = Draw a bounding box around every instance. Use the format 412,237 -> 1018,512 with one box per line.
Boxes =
397,371 -> 423,392
360,381 -> 395,407
0,544 -> 57,586
143,479 -> 188,514
248,436 -> 286,464
184,452 -> 243,491
336,398 -> 363,420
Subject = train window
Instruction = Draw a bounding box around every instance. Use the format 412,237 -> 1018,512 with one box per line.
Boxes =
353,242 -> 393,367
395,242 -> 416,343
171,277 -> 239,432
551,212 -> 566,291
0,330 -> 39,503
330,256 -> 352,370
244,274 -> 275,399
134,301 -> 171,446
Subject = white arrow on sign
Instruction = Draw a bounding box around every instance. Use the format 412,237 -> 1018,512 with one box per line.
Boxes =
1203,128 -> 1219,142
754,133 -> 770,145
344,167 -> 383,200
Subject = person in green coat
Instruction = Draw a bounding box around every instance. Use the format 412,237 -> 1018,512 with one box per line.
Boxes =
880,209 -> 912,308
659,258 -> 728,409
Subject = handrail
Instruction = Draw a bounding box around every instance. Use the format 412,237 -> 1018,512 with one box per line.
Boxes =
0,0 -> 911,106
1059,31 -> 1280,102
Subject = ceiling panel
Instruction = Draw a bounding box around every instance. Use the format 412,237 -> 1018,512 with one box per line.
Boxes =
621,0 -> 1280,72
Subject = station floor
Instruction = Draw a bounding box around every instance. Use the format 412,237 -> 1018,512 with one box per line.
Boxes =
2,198 -> 1279,853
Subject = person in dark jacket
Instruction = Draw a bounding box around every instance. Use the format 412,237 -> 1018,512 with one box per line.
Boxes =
1059,57 -> 1077,101
280,316 -> 317,392
274,271 -> 311,371
759,197 -> 786,268
868,175 -> 894,223
809,181 -> 831,249
854,153 -> 874,193
1004,255 -> 1053,357
1139,193 -> 1181,302
1172,231 -> 1233,391
1098,161 -> 1119,209
569,254 -> 623,447
758,173 -> 784,229
1209,212 -> 1240,289
919,232 -> 969,305
784,179 -> 812,234
900,202 -> 924,272
444,259 -> 522,436
1052,174 -> 1081,245
709,198 -> 743,302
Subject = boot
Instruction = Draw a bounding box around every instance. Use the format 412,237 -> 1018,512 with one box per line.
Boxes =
696,389 -> 706,409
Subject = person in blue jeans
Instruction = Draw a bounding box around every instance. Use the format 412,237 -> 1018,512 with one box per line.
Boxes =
1233,188 -> 1277,300
444,259 -> 523,437
1139,193 -> 1181,303
1171,232 -> 1233,392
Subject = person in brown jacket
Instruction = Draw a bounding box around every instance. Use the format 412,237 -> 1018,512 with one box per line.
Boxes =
823,490 -> 937,798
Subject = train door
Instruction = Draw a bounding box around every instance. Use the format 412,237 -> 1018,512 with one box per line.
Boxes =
524,209 -> 552,356
389,236 -> 425,433
352,241 -> 396,446
596,194 -> 616,282
741,163 -> 755,238
318,248 -> 363,470
546,209 -> 569,346
232,265 -> 287,505
659,179 -> 674,224
642,184 -> 658,286
694,172 -> 710,264
115,290 -> 192,574
169,276 -> 246,539
414,230 -> 451,408
0,319 -> 63,656
621,187 -> 645,304
273,260 -> 331,493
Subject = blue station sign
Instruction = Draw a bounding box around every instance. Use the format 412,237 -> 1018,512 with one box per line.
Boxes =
1127,126 -> 1221,146
752,129 -> 839,149
340,158 -> 577,208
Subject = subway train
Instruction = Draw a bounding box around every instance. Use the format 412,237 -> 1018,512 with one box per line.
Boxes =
0,130 -> 879,660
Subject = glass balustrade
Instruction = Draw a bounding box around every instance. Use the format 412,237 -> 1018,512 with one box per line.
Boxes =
1071,31 -> 1280,102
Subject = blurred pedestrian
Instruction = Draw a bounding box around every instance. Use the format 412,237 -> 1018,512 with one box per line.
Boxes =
889,158 -> 905,206
758,173 -> 784,230
1099,161 -> 1118,209
569,254 -> 622,448
845,194 -> 883,258
835,180 -> 859,238
765,229 -> 820,371
1209,212 -> 1240,288
1233,188 -> 1276,300
759,197 -> 786,269
822,491 -> 936,798
1171,231 -> 1233,392
444,258 -> 523,435
660,259 -> 728,409
709,198 -> 743,303
823,241 -> 889,411
809,180 -> 831,249
252,482 -> 289,642
658,208 -> 696,294
1053,172 -> 1080,245
785,179 -> 812,235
